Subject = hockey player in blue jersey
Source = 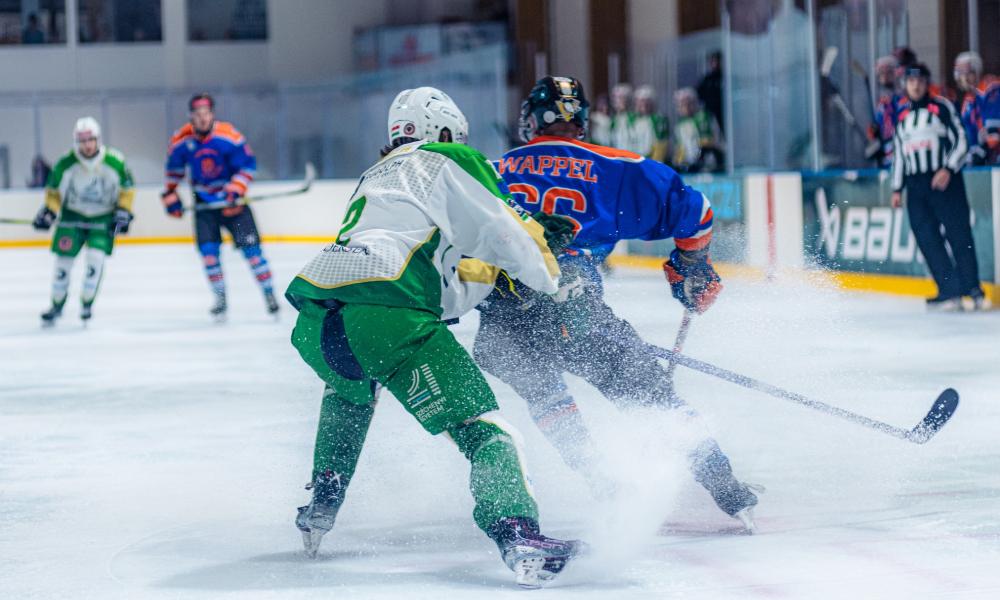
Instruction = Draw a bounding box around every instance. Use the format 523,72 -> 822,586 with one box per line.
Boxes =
161,93 -> 279,319
474,76 -> 759,531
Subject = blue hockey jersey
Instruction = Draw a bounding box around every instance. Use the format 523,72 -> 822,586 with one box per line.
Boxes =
495,136 -> 713,263
164,121 -> 256,203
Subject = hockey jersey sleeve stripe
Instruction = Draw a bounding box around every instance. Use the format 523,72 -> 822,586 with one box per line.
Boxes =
44,188 -> 61,212
118,187 -> 136,211
226,180 -> 248,195
675,230 -> 712,251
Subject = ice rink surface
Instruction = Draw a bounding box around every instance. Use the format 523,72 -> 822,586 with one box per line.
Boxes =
2,243 -> 999,599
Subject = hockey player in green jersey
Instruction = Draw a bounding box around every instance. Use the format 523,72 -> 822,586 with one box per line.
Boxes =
33,117 -> 135,325
286,87 -> 584,588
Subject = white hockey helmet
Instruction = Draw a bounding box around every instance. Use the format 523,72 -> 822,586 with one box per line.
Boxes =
74,116 -> 102,144
387,87 -> 469,146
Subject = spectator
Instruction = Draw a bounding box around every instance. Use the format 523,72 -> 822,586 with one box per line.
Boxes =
697,51 -> 724,133
22,13 -> 45,44
890,63 -> 984,311
28,155 -> 51,188
588,94 -> 612,147
631,86 -> 669,162
609,83 -> 634,151
671,87 -> 724,173
954,51 -> 1000,165
867,55 -> 901,167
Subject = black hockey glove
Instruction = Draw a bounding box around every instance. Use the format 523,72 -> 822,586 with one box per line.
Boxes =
33,206 -> 56,231
111,207 -> 133,235
531,211 -> 577,255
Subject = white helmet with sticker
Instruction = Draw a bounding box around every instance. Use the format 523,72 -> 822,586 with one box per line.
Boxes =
387,87 -> 468,146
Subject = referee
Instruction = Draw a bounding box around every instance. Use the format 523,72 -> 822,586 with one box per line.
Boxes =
891,63 -> 984,310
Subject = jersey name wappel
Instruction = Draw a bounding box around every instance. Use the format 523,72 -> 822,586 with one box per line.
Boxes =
497,155 -> 599,182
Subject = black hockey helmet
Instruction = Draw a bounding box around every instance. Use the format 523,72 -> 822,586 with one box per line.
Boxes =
903,62 -> 931,81
188,93 -> 215,112
518,76 -> 590,142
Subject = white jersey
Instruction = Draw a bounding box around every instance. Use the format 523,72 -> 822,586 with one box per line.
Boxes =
46,146 -> 134,218
287,140 -> 559,318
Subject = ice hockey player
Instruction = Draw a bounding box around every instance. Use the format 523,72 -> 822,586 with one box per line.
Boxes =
476,76 -> 760,531
33,117 -> 134,326
161,93 -> 278,320
284,87 -> 584,588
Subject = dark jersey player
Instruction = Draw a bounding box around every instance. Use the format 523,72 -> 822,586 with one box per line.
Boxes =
161,93 -> 278,320
474,76 -> 760,531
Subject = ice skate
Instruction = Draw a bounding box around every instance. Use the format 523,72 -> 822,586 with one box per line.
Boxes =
926,295 -> 963,312
966,288 -> 989,311
729,483 -> 764,534
80,302 -> 93,324
487,517 -> 585,589
295,471 -> 345,558
209,293 -> 227,322
264,290 -> 280,317
40,301 -> 65,327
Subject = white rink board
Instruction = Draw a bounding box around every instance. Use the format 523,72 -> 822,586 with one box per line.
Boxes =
2,244 -> 999,599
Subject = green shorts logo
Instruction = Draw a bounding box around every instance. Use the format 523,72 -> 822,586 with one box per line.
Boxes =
406,363 -> 442,408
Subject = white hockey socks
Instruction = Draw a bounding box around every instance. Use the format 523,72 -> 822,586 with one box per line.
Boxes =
51,255 -> 75,306
81,247 -> 106,306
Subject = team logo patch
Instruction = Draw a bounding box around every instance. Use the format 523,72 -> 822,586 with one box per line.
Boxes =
58,236 -> 73,251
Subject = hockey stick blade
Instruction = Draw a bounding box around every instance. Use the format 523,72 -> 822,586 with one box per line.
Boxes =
647,343 -> 959,444
906,388 -> 959,444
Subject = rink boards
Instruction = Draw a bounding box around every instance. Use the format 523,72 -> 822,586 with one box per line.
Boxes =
2,169 -> 999,302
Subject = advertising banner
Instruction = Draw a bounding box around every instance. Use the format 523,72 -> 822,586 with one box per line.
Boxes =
802,169 -> 995,283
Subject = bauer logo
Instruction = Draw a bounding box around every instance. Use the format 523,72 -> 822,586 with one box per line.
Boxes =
802,172 -> 994,281
813,187 -> 922,265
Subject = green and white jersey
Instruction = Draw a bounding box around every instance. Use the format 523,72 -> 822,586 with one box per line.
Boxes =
286,141 -> 560,317
45,146 -> 134,218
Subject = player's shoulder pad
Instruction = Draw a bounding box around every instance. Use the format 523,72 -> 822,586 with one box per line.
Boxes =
421,141 -> 488,164
527,136 -> 645,162
211,121 -> 246,145
104,146 -> 127,164
170,123 -> 194,143
54,151 -> 78,170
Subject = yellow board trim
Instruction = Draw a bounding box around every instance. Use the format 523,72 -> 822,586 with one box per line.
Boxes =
2,239 -> 996,305
605,254 -> 998,303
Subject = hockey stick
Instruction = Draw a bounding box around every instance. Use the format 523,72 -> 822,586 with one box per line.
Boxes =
0,218 -> 109,230
646,343 -> 959,444
849,59 -> 886,161
665,311 -> 693,381
850,59 -> 878,125
57,221 -> 110,231
191,162 -> 316,211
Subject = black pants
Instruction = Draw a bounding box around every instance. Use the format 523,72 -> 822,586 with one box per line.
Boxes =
905,173 -> 980,299
194,207 -> 261,249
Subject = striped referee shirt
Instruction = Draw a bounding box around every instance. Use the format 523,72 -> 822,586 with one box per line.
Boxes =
891,96 -> 967,192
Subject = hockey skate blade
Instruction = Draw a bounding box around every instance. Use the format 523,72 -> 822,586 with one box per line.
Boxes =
511,540 -> 587,589
301,529 -> 324,559
734,507 -> 757,535
513,556 -> 548,589
907,388 -> 959,444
